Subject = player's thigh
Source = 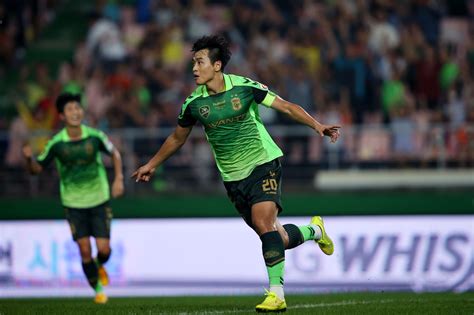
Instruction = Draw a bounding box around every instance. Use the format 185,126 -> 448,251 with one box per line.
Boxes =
251,201 -> 279,235
64,207 -> 92,241
76,237 -> 93,259
91,202 -> 113,240
247,159 -> 283,215
224,180 -> 253,227
224,159 -> 284,230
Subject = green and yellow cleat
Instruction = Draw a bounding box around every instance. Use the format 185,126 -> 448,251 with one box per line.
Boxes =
310,216 -> 334,255
255,289 -> 287,313
94,292 -> 108,304
97,265 -> 109,286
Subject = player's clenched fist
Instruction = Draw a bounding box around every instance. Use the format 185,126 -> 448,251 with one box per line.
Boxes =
22,144 -> 33,159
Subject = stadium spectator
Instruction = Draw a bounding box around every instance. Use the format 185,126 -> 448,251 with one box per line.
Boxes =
415,45 -> 441,109
86,12 -> 127,72
1,0 -> 474,172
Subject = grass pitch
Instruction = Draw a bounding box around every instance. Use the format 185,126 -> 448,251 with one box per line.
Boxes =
0,292 -> 473,314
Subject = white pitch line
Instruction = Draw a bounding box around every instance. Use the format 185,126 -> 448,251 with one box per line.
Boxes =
289,299 -> 395,310
177,299 -> 396,315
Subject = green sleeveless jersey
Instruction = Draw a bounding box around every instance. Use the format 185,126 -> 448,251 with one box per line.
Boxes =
178,73 -> 283,181
37,125 -> 114,208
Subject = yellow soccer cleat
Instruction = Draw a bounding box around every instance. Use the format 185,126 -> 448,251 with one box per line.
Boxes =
94,292 -> 108,304
97,265 -> 109,286
255,289 -> 287,313
310,216 -> 334,255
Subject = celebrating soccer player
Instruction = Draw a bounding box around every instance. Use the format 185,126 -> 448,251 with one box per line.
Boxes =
23,92 -> 124,304
132,35 -> 340,312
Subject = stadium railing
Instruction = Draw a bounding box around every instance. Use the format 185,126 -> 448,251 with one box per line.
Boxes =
0,123 -> 473,197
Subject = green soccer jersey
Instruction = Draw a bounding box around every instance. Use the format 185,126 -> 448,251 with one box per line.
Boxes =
37,125 -> 114,208
178,73 -> 283,181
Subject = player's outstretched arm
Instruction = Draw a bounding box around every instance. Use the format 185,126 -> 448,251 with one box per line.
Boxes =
270,97 -> 341,143
22,144 -> 43,174
132,125 -> 193,183
111,148 -> 124,198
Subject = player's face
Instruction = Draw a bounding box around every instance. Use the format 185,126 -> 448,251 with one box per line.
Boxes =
61,101 -> 84,127
192,49 -> 221,85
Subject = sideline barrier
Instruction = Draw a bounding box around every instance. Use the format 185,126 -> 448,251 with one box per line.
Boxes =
315,169 -> 474,190
0,216 -> 472,297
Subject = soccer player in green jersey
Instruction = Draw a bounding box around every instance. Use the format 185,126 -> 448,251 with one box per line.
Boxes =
23,92 -> 124,304
132,35 -> 340,313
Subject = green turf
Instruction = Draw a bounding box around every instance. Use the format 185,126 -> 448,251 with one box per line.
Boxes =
0,292 -> 473,314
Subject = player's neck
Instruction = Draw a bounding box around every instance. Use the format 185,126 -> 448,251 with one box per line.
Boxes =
66,125 -> 82,140
206,72 -> 225,95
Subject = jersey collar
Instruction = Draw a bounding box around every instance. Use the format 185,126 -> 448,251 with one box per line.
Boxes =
61,124 -> 88,142
201,73 -> 233,98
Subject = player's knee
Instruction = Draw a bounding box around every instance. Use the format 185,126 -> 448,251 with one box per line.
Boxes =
97,246 -> 111,261
97,244 -> 111,255
253,219 -> 276,235
97,248 -> 112,265
279,229 -> 289,247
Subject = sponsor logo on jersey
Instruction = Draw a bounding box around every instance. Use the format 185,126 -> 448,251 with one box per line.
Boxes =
199,105 -> 210,118
206,113 -> 247,128
212,100 -> 226,110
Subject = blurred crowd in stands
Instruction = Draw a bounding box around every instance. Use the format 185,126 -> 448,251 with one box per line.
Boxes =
2,0 -> 474,169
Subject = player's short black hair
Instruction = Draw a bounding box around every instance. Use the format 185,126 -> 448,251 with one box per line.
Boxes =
56,92 -> 82,113
192,35 -> 232,71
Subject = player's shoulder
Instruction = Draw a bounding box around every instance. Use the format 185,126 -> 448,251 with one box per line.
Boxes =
48,129 -> 66,144
228,74 -> 268,90
83,125 -> 107,139
182,86 -> 206,107
82,125 -> 114,151
41,129 -> 66,153
83,125 -> 101,134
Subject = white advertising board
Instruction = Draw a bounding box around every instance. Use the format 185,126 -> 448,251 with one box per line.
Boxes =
0,216 -> 472,297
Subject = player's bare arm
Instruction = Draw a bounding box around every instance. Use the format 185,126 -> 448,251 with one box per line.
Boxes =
132,125 -> 193,182
271,96 -> 341,143
22,144 -> 43,174
111,148 -> 124,198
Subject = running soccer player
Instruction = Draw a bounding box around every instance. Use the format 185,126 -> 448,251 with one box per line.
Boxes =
23,92 -> 124,304
132,35 -> 340,313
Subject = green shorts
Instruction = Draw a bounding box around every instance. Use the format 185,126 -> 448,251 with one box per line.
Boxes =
64,202 -> 113,241
224,159 -> 283,226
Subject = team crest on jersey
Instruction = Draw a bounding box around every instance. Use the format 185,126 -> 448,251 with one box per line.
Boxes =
85,142 -> 94,155
231,97 -> 242,111
199,105 -> 210,118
